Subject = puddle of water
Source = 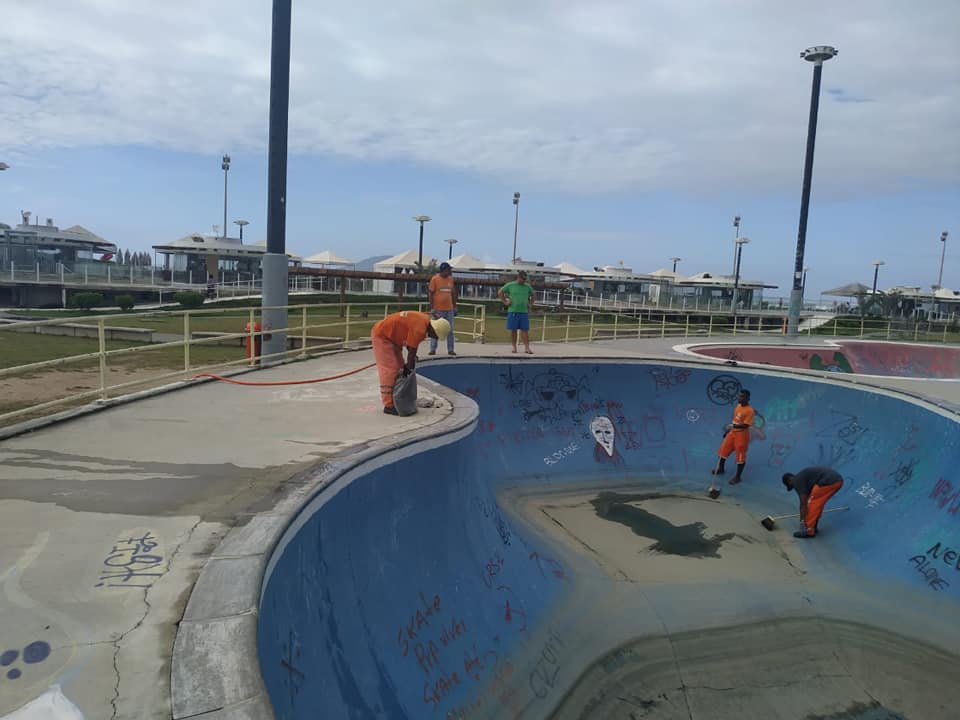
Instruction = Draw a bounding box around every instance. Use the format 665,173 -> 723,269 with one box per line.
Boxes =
589,491 -> 734,558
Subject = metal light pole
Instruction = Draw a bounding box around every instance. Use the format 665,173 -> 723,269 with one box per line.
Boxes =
670,257 -> 681,273
413,215 -> 431,267
221,154 -> 231,239
937,231 -> 948,289
732,237 -> 751,314
732,216 -> 741,275
512,192 -> 521,263
234,219 -> 249,241
261,0 -> 292,361
787,45 -> 838,336
445,238 -> 458,260
871,260 -> 884,296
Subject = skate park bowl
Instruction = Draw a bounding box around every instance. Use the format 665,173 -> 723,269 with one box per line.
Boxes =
257,359 -> 960,719
683,340 -> 960,379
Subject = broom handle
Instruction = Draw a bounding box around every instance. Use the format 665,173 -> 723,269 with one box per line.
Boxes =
770,505 -> 849,521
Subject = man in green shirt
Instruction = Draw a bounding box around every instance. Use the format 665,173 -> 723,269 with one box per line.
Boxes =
498,270 -> 535,354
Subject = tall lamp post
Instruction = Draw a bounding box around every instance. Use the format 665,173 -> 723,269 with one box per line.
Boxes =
445,238 -> 458,260
234,219 -> 249,241
732,216 -> 741,275
732,237 -> 751,315
511,192 -> 521,263
670,256 -> 682,273
413,215 -> 431,268
871,260 -> 885,296
787,45 -> 838,336
937,231 -> 949,289
221,154 -> 231,239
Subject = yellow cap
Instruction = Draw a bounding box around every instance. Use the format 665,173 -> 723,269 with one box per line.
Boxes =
430,317 -> 451,340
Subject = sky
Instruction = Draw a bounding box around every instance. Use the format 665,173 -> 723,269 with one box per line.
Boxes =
1,0 -> 958,297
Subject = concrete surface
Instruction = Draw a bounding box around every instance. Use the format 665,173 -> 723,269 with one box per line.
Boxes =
1,336 -> 958,719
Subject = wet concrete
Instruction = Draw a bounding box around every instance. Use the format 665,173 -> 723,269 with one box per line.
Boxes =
590,491 -> 737,558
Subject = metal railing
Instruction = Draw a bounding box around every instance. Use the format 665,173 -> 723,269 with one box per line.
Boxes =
0,301 -> 486,428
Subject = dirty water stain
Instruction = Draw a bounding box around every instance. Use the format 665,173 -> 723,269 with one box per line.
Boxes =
590,492 -> 734,558
805,701 -> 908,720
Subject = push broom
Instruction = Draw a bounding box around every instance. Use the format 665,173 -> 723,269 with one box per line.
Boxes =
760,506 -> 848,531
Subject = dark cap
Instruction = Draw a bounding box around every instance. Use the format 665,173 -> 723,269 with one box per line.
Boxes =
439,262 -> 452,271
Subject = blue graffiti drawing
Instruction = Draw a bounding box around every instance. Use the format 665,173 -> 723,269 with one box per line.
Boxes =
1,640 -> 51,680
706,375 -> 742,406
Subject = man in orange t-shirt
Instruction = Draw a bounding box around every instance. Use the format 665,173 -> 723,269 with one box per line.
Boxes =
428,262 -> 458,356
370,311 -> 450,415
712,389 -> 755,485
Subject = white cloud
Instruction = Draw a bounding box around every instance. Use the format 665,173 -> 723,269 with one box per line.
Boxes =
1,0 -> 958,194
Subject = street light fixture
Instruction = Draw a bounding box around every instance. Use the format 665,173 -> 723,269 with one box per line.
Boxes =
732,216 -> 741,275
670,257 -> 682,273
732,237 -> 751,315
802,266 -> 811,301
445,238 -> 458,260
0,162 -> 9,171
511,192 -> 521,263
413,215 -> 431,268
787,45 -> 838,336
871,260 -> 885,296
234,219 -> 249,242
937,231 -> 949,289
221,154 -> 231,240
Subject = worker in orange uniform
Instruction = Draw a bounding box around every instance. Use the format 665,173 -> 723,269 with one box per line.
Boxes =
711,389 -> 754,485
371,311 -> 450,415
782,466 -> 844,538
428,262 -> 458,356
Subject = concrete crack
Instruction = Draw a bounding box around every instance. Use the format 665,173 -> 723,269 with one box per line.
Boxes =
108,517 -> 203,720
687,673 -> 851,692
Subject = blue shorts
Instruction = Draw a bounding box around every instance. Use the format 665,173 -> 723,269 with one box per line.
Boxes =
506,312 -> 529,331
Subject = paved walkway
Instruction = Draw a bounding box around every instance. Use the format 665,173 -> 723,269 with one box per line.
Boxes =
0,336 -> 954,718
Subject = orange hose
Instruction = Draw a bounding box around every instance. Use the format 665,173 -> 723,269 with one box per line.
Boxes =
194,362 -> 377,386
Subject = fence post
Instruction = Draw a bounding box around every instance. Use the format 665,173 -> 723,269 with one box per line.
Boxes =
84,265 -> 88,284
732,316 -> 737,335
685,315 -> 689,337
588,313 -> 595,342
60,264 -> 64,283
345,304 -> 351,344
541,313 -> 547,342
661,314 -> 666,338
108,265 -> 112,284
709,315 -> 714,336
98,318 -> 108,400
36,262 -> 40,282
184,311 -> 191,374
944,322 -> 949,344
860,316 -> 865,337
564,314 -> 570,343
887,322 -> 891,340
613,314 -> 619,339
637,315 -> 642,338
914,322 -> 920,341
301,306 -> 308,357
130,265 -> 134,284
151,267 -> 155,285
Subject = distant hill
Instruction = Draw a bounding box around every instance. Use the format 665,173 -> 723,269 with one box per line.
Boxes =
354,255 -> 390,271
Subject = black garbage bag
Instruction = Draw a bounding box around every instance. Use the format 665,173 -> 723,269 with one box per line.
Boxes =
393,371 -> 418,416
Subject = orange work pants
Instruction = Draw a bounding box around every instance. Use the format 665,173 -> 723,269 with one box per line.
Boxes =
372,334 -> 403,408
804,480 -> 843,535
718,430 -> 750,464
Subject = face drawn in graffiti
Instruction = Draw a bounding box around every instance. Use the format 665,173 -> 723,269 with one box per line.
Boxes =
706,375 -> 742,405
591,416 -> 616,457
519,369 -> 590,423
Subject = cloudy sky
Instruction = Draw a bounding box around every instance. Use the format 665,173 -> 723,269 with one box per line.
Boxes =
1,0 -> 957,295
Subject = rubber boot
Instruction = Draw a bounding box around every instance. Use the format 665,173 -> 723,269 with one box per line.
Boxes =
729,463 -> 745,485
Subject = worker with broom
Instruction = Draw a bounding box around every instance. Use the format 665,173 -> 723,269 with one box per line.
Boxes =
371,311 -> 450,415
711,389 -> 755,485
782,466 -> 844,538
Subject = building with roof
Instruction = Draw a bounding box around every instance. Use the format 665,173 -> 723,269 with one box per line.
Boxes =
1,212 -> 116,274
151,233 -> 300,283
